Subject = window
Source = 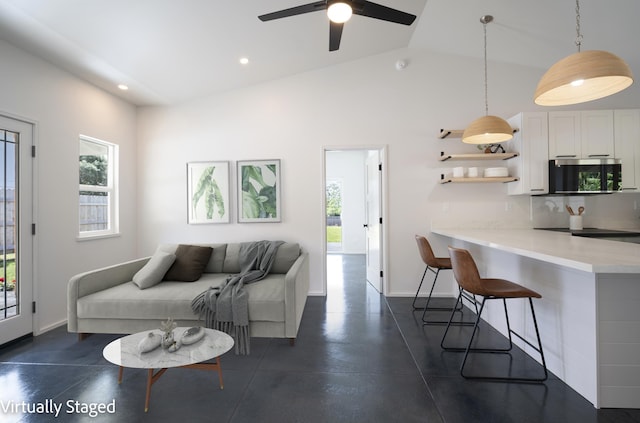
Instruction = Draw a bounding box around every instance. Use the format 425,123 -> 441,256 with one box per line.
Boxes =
78,135 -> 119,239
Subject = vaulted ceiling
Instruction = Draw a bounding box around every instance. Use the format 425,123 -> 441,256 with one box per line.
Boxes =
0,0 -> 637,106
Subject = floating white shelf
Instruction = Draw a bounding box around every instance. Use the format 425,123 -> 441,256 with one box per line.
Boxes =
439,152 -> 519,161
440,176 -> 519,184
438,128 -> 518,139
438,129 -> 464,139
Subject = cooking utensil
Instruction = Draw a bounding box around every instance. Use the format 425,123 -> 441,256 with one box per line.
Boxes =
578,206 -> 585,215
566,205 -> 575,215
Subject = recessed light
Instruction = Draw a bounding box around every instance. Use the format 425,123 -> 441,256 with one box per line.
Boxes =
239,57 -> 249,65
118,84 -> 129,91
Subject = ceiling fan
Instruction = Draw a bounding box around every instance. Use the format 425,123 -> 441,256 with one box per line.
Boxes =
258,1 -> 417,51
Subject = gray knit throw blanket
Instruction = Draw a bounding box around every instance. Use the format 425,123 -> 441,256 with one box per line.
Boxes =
191,240 -> 284,355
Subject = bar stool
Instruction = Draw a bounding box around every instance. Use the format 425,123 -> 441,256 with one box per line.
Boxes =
413,235 -> 469,325
441,246 -> 548,383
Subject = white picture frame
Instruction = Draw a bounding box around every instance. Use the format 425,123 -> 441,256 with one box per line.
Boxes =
187,161 -> 231,224
237,159 -> 281,223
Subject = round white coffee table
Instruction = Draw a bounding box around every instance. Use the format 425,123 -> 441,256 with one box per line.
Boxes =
103,327 -> 234,412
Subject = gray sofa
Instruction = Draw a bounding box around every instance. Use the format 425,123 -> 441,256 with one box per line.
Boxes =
67,242 -> 309,343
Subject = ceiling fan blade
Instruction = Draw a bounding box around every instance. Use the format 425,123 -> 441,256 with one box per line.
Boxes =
354,1 -> 416,25
329,21 -> 344,51
258,1 -> 327,21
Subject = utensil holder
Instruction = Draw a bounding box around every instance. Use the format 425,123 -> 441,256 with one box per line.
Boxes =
569,215 -> 583,230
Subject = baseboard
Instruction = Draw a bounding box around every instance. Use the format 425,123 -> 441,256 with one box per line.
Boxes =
36,319 -> 67,336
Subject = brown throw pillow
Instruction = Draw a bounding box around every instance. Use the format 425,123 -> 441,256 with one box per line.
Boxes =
163,244 -> 213,282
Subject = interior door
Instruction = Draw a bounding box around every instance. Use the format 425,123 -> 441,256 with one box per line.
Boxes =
0,115 -> 34,345
365,150 -> 382,292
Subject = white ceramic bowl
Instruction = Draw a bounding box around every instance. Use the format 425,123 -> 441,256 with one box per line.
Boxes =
484,167 -> 508,177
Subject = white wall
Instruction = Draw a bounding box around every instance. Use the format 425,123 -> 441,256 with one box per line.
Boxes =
0,39 -> 138,333
326,150 -> 367,254
137,47 -> 640,297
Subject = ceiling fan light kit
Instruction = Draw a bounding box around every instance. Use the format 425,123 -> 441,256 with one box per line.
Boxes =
327,2 -> 352,23
258,1 -> 416,51
534,0 -> 633,106
462,15 -> 513,145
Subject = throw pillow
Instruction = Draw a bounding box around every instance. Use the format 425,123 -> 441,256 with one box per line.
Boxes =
133,251 -> 176,289
163,244 -> 213,282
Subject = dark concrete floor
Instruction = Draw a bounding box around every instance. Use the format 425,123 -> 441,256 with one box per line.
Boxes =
0,254 -> 638,422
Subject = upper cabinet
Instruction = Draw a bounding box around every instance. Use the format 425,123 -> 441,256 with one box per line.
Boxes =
614,109 -> 640,191
548,110 -> 614,159
507,112 -> 549,195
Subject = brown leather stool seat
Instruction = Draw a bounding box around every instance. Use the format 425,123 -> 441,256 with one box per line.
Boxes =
441,246 -> 548,383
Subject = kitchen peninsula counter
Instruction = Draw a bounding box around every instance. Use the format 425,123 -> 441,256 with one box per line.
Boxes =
432,227 -> 640,409
431,228 -> 640,273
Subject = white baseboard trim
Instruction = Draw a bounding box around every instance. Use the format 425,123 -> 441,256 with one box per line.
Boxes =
36,319 -> 67,336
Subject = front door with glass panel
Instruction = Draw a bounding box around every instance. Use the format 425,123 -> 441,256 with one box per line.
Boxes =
0,116 -> 33,345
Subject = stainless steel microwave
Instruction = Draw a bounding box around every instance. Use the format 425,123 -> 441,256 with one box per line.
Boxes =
548,159 -> 622,194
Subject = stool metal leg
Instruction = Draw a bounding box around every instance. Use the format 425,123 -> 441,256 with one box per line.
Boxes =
412,266 -> 430,309
442,296 -> 548,383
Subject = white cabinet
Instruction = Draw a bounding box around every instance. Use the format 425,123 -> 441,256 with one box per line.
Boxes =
507,112 -> 549,195
614,109 -> 640,191
548,111 -> 581,158
581,110 -> 615,158
548,110 -> 614,159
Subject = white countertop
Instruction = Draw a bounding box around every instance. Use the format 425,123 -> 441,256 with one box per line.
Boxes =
431,228 -> 640,273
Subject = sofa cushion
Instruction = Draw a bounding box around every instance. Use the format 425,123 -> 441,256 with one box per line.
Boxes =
163,244 -> 213,281
132,251 -> 176,289
271,243 -> 301,274
78,275 -> 226,321
157,243 -> 227,273
222,242 -> 300,274
77,274 -> 287,322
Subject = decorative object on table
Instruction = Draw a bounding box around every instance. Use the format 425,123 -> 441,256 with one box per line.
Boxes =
462,15 -> 513,145
534,0 -> 633,106
159,318 -> 177,349
237,159 -> 281,223
180,326 -> 205,345
167,341 -> 181,352
187,161 -> 230,224
138,332 -> 162,353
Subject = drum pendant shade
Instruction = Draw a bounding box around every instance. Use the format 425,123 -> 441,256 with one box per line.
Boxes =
462,115 -> 514,144
534,50 -> 633,106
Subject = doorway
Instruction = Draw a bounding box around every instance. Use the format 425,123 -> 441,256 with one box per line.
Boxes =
0,115 -> 34,345
323,147 -> 385,296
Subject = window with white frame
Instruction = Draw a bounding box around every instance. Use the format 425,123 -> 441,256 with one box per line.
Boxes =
78,135 -> 119,238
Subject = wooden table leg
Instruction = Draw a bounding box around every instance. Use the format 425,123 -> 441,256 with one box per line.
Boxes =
118,366 -> 124,384
216,357 -> 224,389
183,357 -> 224,389
145,368 -> 168,412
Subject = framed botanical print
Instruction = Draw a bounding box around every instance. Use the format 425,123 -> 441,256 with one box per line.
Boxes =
237,159 -> 281,223
187,161 -> 230,224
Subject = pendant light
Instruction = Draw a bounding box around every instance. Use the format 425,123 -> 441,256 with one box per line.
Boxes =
534,0 -> 633,106
462,15 -> 513,145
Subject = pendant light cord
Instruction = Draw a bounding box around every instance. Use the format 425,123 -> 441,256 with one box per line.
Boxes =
483,19 -> 488,116
575,0 -> 582,52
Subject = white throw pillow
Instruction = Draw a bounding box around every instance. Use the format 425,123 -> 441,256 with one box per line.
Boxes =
133,251 -> 176,289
